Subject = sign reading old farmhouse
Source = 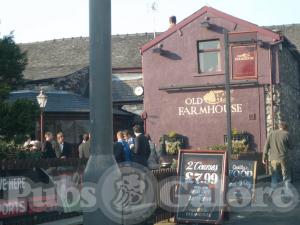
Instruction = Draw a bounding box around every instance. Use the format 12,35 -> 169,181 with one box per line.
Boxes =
178,90 -> 243,116
232,45 -> 257,79
176,150 -> 227,224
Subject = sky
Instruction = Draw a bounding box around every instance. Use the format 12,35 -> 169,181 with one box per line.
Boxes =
0,0 -> 299,43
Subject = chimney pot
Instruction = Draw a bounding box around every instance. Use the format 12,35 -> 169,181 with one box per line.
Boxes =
169,16 -> 177,28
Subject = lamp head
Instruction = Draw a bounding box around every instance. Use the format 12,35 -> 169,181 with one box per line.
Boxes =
36,89 -> 48,109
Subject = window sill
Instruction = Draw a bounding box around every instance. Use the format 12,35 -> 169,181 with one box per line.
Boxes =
193,72 -> 224,77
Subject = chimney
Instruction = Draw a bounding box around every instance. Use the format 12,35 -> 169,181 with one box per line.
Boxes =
169,16 -> 176,28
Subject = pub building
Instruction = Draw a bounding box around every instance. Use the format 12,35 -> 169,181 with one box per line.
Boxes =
141,6 -> 300,177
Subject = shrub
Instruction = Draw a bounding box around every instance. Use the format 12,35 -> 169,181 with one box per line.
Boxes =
0,140 -> 42,160
208,139 -> 248,154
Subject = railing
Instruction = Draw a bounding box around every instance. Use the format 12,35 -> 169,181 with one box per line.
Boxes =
0,158 -> 88,170
0,159 -> 177,225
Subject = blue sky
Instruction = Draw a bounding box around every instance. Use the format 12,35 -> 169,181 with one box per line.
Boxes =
0,0 -> 299,43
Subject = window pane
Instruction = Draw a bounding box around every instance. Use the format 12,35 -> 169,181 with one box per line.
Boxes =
199,40 -> 220,50
199,52 -> 221,73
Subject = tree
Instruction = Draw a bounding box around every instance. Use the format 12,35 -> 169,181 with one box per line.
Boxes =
0,34 -> 27,101
0,99 -> 39,143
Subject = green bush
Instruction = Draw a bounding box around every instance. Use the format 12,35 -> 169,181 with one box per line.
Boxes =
208,140 -> 248,154
209,144 -> 227,151
0,140 -> 42,160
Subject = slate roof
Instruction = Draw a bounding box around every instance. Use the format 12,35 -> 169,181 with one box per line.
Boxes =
112,74 -> 143,103
9,90 -> 133,115
20,33 -> 155,81
266,24 -> 300,54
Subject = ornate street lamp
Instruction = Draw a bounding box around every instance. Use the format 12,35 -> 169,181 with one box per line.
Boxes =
36,89 -> 47,145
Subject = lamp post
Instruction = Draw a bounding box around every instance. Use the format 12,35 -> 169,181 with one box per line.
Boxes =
83,0 -> 120,224
36,89 -> 48,145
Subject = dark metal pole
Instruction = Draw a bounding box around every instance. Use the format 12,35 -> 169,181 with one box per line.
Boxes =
40,110 -> 44,145
83,0 -> 119,224
224,29 -> 232,160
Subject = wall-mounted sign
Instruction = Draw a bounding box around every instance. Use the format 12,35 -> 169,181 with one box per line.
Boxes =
178,90 -> 243,116
175,150 -> 227,224
232,45 -> 257,79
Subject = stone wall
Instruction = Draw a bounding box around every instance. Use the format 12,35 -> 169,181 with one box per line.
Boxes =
276,46 -> 300,179
264,85 -> 281,134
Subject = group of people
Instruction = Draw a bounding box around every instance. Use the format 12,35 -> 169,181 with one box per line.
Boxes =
42,131 -> 72,159
113,124 -> 160,169
24,124 -> 160,169
76,124 -> 160,169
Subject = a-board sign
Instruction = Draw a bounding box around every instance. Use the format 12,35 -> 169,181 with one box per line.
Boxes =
175,150 -> 227,224
228,160 -> 257,205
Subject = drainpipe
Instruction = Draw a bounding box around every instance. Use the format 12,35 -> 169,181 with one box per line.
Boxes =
224,29 -> 232,161
269,47 -> 274,131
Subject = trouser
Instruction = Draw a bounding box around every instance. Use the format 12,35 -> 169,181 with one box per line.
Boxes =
270,159 -> 291,189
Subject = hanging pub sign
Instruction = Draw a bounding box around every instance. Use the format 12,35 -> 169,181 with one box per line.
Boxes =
228,160 -> 257,206
175,150 -> 227,224
232,45 -> 257,79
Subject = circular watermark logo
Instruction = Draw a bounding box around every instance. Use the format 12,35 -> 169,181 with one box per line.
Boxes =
98,162 -> 157,224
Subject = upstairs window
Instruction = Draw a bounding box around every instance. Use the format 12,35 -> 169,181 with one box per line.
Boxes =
197,40 -> 221,74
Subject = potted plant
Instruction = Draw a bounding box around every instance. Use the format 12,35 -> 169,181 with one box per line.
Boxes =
208,138 -> 249,159
159,131 -> 186,168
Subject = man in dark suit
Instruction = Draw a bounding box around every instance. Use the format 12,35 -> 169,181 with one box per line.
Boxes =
42,132 -> 56,158
132,124 -> 151,167
113,141 -> 125,163
56,132 -> 72,158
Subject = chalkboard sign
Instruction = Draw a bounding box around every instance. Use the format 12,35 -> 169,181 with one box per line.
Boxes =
175,150 -> 227,224
228,160 -> 257,205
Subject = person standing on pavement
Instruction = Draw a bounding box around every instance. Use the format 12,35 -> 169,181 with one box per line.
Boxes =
145,133 -> 160,170
263,121 -> 291,189
132,125 -> 151,167
42,132 -> 56,158
123,129 -> 135,150
56,132 -> 72,159
116,131 -> 131,162
78,133 -> 90,159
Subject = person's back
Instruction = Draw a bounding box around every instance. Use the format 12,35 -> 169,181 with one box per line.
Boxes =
42,132 -> 56,158
119,140 -> 131,162
113,142 -> 125,163
265,129 -> 290,160
132,125 -> 151,167
263,121 -> 291,189
145,134 -> 159,170
79,133 -> 90,159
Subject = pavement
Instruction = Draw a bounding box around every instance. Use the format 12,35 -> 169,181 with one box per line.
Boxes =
155,180 -> 300,225
38,176 -> 300,225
